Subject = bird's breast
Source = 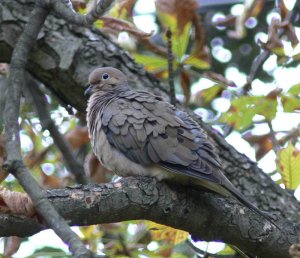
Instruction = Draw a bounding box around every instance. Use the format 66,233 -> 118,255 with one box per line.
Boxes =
88,110 -> 172,180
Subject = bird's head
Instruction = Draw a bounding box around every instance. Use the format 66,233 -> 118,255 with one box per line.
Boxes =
84,67 -> 128,96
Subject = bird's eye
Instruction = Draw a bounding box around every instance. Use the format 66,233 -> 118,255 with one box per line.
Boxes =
102,73 -> 109,80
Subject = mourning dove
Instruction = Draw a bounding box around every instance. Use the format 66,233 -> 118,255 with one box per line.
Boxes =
85,67 -> 275,226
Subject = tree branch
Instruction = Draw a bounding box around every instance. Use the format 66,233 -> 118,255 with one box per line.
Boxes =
25,75 -> 89,184
1,1 -> 300,256
166,28 -> 176,106
51,0 -> 114,26
2,1 -> 94,257
1,0 -> 299,221
0,177 -> 296,258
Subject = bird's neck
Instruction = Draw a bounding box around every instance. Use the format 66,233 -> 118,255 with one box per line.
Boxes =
87,87 -> 129,118
86,91 -> 115,141
88,91 -> 115,112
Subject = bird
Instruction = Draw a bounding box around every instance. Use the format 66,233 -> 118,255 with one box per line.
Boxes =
85,66 -> 276,227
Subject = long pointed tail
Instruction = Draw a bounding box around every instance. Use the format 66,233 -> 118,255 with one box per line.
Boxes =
222,179 -> 280,230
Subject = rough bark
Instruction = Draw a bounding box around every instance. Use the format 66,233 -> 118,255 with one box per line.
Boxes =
0,0 -> 163,112
0,177 -> 296,258
0,0 -> 299,257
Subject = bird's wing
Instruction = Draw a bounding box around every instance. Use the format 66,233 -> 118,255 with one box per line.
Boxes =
102,90 -> 222,184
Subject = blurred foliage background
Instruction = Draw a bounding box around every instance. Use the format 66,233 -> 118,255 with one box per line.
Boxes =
1,0 -> 300,257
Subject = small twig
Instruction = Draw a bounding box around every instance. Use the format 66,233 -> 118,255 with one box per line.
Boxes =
243,50 -> 269,94
228,244 -> 249,258
274,0 -> 281,12
166,28 -> 176,106
278,127 -> 300,145
52,0 -> 115,26
3,1 -> 94,257
26,75 -> 89,185
267,121 -> 280,153
243,0 -> 300,94
290,1 -> 300,22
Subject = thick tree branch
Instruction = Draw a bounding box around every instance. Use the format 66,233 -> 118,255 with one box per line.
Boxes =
0,177 -> 296,258
2,1 -> 94,257
1,0 -> 300,256
0,0 -> 163,109
1,0 -> 299,220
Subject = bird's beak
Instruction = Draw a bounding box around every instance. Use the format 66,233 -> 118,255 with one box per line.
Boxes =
84,84 -> 94,96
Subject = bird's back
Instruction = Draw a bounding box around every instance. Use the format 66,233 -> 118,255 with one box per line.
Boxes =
90,90 -> 224,185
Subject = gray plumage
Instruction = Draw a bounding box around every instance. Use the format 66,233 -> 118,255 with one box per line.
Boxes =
85,67 -> 276,226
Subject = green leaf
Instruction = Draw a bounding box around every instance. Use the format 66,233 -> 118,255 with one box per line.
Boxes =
217,245 -> 236,255
281,95 -> 300,112
94,19 -> 104,29
68,117 -> 77,131
273,46 -> 286,57
220,96 -> 277,131
255,99 -> 277,120
277,143 -> 300,190
28,246 -> 70,257
157,12 -> 191,60
172,22 -> 191,60
171,253 -> 189,258
183,54 -> 210,69
157,12 -> 177,33
292,52 -> 300,61
133,54 -> 168,72
287,83 -> 300,96
200,84 -> 223,103
131,249 -> 163,258
220,107 -> 255,131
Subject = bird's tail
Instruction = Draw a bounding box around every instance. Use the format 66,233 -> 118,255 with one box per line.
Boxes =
222,178 -> 280,230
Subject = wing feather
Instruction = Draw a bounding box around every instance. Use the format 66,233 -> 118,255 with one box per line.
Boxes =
102,94 -> 222,184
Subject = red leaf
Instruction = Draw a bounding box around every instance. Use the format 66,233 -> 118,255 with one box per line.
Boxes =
243,132 -> 273,160
40,170 -> 65,189
180,70 -> 191,103
85,152 -> 111,183
156,0 -> 198,32
65,127 -> 90,149
100,16 -> 152,38
203,71 -> 236,87
266,88 -> 283,99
